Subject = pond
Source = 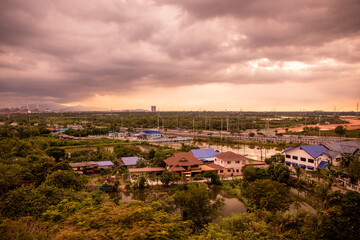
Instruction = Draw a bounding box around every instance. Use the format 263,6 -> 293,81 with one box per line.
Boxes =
108,187 -> 247,217
158,141 -> 282,161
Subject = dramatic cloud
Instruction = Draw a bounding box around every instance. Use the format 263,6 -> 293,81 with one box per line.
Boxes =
0,0 -> 359,110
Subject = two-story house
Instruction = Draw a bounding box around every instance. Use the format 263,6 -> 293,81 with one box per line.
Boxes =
209,151 -> 248,176
164,152 -> 204,178
282,145 -> 331,170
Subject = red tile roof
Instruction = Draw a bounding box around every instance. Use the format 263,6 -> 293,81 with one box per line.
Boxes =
128,167 -> 166,173
207,163 -> 225,170
164,152 -> 203,167
168,166 -> 186,172
215,151 -> 248,161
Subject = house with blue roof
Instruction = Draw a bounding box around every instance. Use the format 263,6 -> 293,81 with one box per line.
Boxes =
282,145 -> 332,170
97,161 -> 114,170
138,130 -> 163,140
190,148 -> 220,162
117,156 -> 143,168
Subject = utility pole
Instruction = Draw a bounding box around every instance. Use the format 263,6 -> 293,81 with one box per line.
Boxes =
220,118 -> 223,138
226,116 -> 229,131
193,118 -> 195,139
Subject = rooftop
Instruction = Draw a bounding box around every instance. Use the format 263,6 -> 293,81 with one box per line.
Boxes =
120,156 -> 141,166
139,130 -> 162,135
164,152 -> 203,166
128,167 -> 166,173
97,161 -> 114,166
300,145 -> 329,159
190,148 -> 220,160
215,151 -> 248,161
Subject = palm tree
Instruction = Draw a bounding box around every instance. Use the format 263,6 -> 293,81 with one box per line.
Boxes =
294,165 -> 302,180
315,167 -> 322,181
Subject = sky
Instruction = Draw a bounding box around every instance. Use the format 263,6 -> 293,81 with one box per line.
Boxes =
0,0 -> 359,111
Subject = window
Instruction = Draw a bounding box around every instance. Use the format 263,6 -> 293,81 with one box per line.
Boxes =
301,157 -> 306,162
227,161 -> 231,164
308,159 -> 314,163
286,155 -> 291,158
285,162 -> 291,166
292,156 -> 298,160
227,169 -> 231,173
220,170 -> 223,173
235,161 -> 240,164
236,169 -> 239,173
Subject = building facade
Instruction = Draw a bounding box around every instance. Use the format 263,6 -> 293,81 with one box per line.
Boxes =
210,151 -> 248,176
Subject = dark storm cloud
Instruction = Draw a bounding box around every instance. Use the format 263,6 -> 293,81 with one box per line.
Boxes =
0,0 -> 359,104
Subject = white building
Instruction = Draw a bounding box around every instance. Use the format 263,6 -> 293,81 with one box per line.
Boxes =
211,151 -> 248,176
283,145 -> 331,170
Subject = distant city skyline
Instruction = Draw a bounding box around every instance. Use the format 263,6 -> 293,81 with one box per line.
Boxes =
0,1 -> 359,111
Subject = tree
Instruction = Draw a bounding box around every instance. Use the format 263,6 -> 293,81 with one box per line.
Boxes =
160,171 -> 174,186
135,159 -> 147,168
248,132 -> 255,137
294,165 -> 302,179
335,125 -> 346,138
173,183 -> 224,230
203,171 -> 221,185
113,144 -> 141,158
243,179 -> 293,213
44,170 -> 84,190
133,174 -> 148,189
242,166 -> 268,182
46,147 -> 66,162
267,163 -> 290,183
320,191 -> 360,240
348,156 -> 360,184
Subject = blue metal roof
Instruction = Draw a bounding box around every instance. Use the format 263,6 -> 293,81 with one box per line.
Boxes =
282,147 -> 294,153
121,156 -> 140,166
97,161 -> 114,166
191,149 -> 220,160
300,145 -> 329,159
139,130 -> 162,135
318,161 -> 328,169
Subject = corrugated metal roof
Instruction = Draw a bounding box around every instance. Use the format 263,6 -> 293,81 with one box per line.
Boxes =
97,161 -> 114,166
282,147 -> 294,153
121,156 -> 141,166
318,161 -> 328,169
191,148 -> 220,159
300,145 -> 329,159
139,130 -> 162,135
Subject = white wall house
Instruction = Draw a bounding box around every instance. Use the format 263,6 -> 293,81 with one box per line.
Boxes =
283,145 -> 332,170
213,151 -> 248,176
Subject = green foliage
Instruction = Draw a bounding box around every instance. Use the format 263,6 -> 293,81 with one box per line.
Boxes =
265,154 -> 284,164
160,171 -> 175,186
203,171 -> 221,185
46,147 -> 65,162
113,144 -> 141,158
44,170 -> 84,190
348,156 -> 360,183
133,175 -> 148,189
0,184 -> 66,218
56,201 -> 191,239
335,125 -> 346,137
320,191 -> 360,240
248,132 -> 255,137
64,127 -> 109,137
136,158 -> 147,168
243,179 -> 293,213
242,166 -> 269,182
192,212 -> 273,239
267,163 -> 290,183
173,183 -> 224,231
179,143 -> 199,152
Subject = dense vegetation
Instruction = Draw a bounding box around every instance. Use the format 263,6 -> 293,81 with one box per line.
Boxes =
0,120 -> 360,239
